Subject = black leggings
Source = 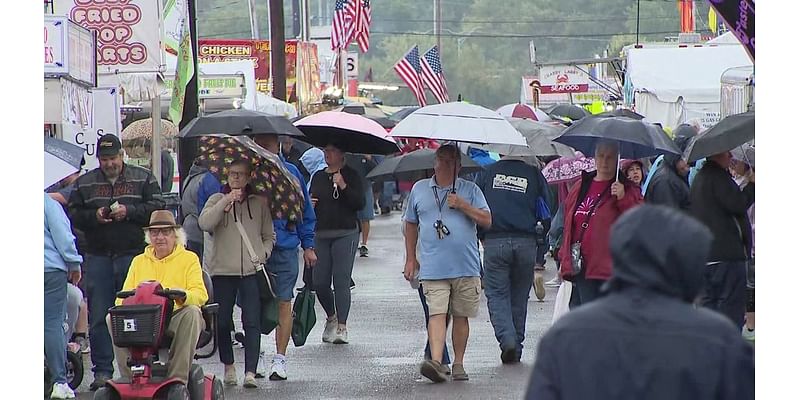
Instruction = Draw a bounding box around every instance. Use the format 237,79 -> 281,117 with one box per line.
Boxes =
213,275 -> 261,373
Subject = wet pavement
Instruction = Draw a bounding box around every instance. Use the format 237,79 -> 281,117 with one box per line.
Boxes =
75,211 -> 559,399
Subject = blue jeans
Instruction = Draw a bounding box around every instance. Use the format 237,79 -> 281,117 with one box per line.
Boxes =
84,253 -> 135,377
483,237 -> 537,356
419,284 -> 451,365
267,248 -> 300,301
45,271 -> 68,384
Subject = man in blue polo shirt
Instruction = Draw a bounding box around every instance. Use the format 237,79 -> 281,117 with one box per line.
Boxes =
403,144 -> 492,383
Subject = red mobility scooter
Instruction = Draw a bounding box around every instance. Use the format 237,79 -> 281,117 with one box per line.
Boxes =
93,276 -> 224,400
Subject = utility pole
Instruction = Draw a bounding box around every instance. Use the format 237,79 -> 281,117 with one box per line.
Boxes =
150,95 -> 161,187
248,0 -> 261,39
178,0 -> 200,191
434,0 -> 441,51
636,0 -> 641,45
269,0 -> 287,101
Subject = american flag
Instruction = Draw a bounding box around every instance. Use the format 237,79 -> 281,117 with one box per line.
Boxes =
419,46 -> 449,103
331,0 -> 353,50
394,45 -> 427,107
353,0 -> 371,52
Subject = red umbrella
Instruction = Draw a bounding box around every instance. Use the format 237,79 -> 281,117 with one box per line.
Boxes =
496,103 -> 552,121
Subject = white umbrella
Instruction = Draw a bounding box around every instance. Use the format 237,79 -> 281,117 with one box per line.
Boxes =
44,137 -> 85,189
44,152 -> 79,189
390,102 -> 527,146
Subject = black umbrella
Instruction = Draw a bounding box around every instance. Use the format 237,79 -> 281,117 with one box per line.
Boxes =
684,112 -> 755,163
593,109 -> 645,120
366,148 -> 482,182
369,117 -> 397,129
389,107 -> 420,122
178,109 -> 305,138
554,115 -> 680,159
548,104 -> 591,121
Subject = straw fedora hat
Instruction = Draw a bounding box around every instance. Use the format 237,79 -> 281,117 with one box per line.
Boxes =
145,210 -> 181,230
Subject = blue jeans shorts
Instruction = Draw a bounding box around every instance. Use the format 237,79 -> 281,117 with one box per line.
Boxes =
266,248 -> 300,301
357,189 -> 375,221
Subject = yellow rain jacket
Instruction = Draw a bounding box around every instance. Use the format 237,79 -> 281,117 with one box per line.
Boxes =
117,245 -> 209,310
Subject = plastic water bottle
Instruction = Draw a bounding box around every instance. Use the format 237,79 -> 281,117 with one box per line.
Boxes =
535,222 -> 545,245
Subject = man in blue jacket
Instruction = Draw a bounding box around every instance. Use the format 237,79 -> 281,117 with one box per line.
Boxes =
45,193 -> 83,399
477,156 -> 550,364
254,134 -> 317,381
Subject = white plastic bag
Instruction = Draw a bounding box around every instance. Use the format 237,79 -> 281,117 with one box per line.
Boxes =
552,281 -> 573,324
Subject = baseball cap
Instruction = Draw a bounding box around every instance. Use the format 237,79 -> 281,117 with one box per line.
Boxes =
97,134 -> 122,157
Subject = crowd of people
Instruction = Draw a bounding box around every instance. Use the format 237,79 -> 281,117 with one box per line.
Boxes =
44,118 -> 755,398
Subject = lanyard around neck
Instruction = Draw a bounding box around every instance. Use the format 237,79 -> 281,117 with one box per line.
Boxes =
432,186 -> 451,220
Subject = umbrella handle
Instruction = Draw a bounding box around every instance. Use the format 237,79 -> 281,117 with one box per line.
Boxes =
615,153 -> 621,183
450,141 -> 458,208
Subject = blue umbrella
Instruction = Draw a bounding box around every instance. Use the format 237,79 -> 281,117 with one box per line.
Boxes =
554,115 -> 680,160
44,137 -> 85,189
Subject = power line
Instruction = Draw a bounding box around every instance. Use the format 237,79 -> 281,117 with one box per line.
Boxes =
372,16 -> 682,24
199,15 -> 685,24
369,30 -> 682,39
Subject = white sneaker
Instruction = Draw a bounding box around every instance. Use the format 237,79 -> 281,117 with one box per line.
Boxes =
545,276 -> 562,288
269,355 -> 288,380
333,326 -> 349,344
50,382 -> 76,399
255,350 -> 267,378
322,316 -> 337,343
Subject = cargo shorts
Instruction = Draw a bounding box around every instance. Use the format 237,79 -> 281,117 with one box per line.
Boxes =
421,277 -> 482,318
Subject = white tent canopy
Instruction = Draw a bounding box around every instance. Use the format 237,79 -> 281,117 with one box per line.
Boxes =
707,32 -> 740,45
625,44 -> 753,129
627,45 -> 752,103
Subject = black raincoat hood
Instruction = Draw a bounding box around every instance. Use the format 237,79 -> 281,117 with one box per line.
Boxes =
663,124 -> 697,169
606,205 -> 712,302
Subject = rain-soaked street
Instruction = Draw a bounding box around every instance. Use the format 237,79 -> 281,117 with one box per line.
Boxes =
77,211 -> 558,400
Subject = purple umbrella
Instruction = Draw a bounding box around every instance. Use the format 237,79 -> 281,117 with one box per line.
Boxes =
541,152 -> 596,184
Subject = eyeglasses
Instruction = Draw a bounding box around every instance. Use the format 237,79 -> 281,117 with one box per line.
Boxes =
228,171 -> 249,178
149,228 -> 175,237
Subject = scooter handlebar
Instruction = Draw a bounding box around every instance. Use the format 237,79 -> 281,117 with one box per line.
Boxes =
156,289 -> 187,300
116,290 -> 136,299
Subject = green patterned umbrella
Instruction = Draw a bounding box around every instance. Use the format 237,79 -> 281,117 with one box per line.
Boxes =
196,135 -> 304,222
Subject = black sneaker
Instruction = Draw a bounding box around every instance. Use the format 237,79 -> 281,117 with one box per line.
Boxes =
501,347 -> 519,364
358,245 -> 369,257
234,331 -> 246,348
89,374 -> 111,391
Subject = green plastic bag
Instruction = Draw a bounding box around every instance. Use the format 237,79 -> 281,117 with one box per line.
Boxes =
291,287 -> 317,347
260,296 -> 279,335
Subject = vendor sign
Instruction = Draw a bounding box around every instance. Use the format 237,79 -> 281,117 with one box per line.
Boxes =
45,15 -> 97,86
538,65 -> 590,94
198,39 -> 300,101
55,0 -> 163,74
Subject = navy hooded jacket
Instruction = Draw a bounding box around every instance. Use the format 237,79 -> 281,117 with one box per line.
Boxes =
526,205 -> 754,400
